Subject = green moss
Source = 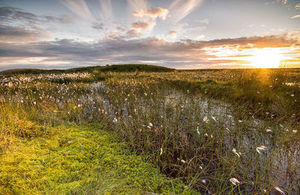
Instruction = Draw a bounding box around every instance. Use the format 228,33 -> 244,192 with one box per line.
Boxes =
0,123 -> 195,194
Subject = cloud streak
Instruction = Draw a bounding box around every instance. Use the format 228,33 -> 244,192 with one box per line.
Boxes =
0,7 -> 73,24
169,0 -> 203,23
0,24 -> 51,43
127,0 -> 148,11
291,15 -> 300,19
131,22 -> 151,29
129,21 -> 155,34
133,7 -> 169,20
99,0 -> 112,20
59,0 -> 92,20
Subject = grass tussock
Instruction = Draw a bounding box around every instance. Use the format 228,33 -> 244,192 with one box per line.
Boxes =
0,105 -> 44,154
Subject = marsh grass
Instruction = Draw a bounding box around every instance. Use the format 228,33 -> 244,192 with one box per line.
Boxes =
0,68 -> 299,194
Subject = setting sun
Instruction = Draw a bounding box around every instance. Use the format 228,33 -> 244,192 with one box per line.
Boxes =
249,49 -> 284,68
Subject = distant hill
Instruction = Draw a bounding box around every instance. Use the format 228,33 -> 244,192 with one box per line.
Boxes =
0,64 -> 174,75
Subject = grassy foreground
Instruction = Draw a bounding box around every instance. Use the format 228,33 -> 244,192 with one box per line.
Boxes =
0,121 -> 192,194
1,66 -> 299,194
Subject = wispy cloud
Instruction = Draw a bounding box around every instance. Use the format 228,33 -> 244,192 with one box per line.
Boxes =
0,24 -> 51,43
291,15 -> 300,19
133,7 -> 169,20
131,21 -> 151,29
129,1 -> 166,35
0,7 -> 73,24
59,0 -> 92,20
169,30 -> 178,38
92,22 -> 104,30
130,21 -> 156,32
198,18 -> 209,25
127,0 -> 148,11
99,0 -> 112,20
169,0 -> 203,23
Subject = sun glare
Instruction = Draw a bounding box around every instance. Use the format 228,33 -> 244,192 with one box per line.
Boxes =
249,49 -> 284,68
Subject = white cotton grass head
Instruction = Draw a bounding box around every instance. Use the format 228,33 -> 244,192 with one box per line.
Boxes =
211,116 -> 216,122
176,158 -> 186,164
196,127 -> 200,135
113,117 -> 118,123
256,145 -> 267,154
266,128 -> 272,133
203,116 -> 209,123
292,130 -> 298,133
229,178 -> 240,185
232,148 -> 241,158
147,122 -> 153,129
274,186 -> 285,195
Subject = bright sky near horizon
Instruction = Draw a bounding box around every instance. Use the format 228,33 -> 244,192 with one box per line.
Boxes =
0,0 -> 299,70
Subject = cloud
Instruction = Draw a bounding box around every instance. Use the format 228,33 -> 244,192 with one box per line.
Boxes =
0,6 -> 37,22
44,15 -> 73,24
127,0 -> 148,11
92,22 -> 104,30
129,2 -> 168,35
99,0 -> 112,20
195,33 -> 300,49
0,24 -> 51,43
103,29 -> 140,40
131,7 -> 168,36
195,35 -> 205,40
133,7 -> 169,20
291,15 -> 300,19
130,21 -> 156,33
0,7 -> 61,43
0,33 -> 299,69
0,7 -> 73,24
169,30 -> 178,38
116,25 -> 127,32
59,0 -> 92,20
198,18 -> 209,25
131,21 -> 151,29
126,29 -> 142,37
169,0 -> 203,23
101,28 -> 142,40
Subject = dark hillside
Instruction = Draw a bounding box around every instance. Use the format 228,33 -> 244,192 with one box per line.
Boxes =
0,64 -> 174,75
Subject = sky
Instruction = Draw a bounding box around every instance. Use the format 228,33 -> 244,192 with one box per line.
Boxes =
0,0 -> 299,70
